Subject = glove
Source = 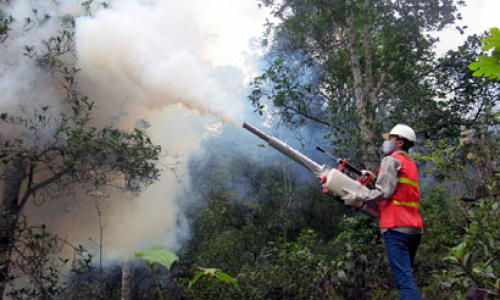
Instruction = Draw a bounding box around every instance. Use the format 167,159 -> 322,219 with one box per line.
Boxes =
341,188 -> 365,206
357,170 -> 375,187
361,170 -> 374,178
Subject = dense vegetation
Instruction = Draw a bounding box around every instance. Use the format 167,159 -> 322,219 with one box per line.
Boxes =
1,0 -> 499,299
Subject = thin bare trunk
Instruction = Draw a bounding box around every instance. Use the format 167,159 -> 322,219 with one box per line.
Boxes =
121,260 -> 134,300
93,198 -> 105,295
0,165 -> 26,299
151,266 -> 165,300
282,164 -> 292,244
363,0 -> 374,99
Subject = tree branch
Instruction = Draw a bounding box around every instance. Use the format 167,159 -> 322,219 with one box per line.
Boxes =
386,67 -> 434,98
18,167 -> 73,212
37,146 -> 64,160
281,103 -> 342,131
373,60 -> 397,98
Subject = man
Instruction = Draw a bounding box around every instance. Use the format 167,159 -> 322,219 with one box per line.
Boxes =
341,124 -> 423,300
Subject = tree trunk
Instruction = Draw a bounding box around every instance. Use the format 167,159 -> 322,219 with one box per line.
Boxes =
346,0 -> 379,171
0,165 -> 26,299
282,164 -> 292,244
121,260 -> 134,300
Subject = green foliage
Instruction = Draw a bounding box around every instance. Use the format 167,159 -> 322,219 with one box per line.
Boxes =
416,186 -> 465,299
238,230 -> 343,300
469,28 -> 500,80
0,10 -> 13,42
189,268 -> 238,289
442,198 -> 500,298
0,98 -> 161,201
414,119 -> 499,298
0,4 -> 163,297
332,216 -> 393,300
135,248 -> 179,270
415,128 -> 499,199
6,221 -> 92,300
0,2 -> 162,206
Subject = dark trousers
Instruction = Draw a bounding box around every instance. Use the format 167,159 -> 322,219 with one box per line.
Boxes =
383,230 -> 422,300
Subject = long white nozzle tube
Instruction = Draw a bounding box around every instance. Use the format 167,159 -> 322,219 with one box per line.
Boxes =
242,123 -> 323,175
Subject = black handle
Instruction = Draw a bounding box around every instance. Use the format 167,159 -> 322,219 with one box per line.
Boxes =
316,146 -> 362,176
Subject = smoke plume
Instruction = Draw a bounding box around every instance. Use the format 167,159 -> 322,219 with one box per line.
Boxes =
75,0 -> 245,123
1,0 -> 267,260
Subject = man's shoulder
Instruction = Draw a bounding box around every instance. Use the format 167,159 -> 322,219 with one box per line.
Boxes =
382,155 -> 398,164
381,154 -> 402,171
392,151 -> 417,165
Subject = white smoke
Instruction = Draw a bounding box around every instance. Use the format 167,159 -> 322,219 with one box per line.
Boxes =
1,0 -> 267,261
0,2 -> 63,111
75,0 -> 245,123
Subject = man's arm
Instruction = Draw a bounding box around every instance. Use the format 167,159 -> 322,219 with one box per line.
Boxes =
363,156 -> 401,201
342,156 -> 401,204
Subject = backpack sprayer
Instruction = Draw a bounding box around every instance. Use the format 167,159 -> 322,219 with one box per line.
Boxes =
242,123 -> 380,218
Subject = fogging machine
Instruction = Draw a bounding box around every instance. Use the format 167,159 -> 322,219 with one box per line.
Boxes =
242,122 -> 380,218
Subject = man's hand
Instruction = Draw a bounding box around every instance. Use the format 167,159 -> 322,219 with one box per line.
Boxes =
361,170 -> 374,178
359,170 -> 375,185
341,188 -> 365,206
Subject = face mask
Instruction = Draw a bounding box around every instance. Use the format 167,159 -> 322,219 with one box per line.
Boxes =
382,140 -> 396,156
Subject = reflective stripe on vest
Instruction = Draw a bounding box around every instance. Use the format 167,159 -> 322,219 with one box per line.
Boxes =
393,200 -> 420,208
399,177 -> 419,189
393,176 -> 420,207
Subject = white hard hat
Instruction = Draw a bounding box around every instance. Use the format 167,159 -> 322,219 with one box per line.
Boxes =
383,124 -> 416,144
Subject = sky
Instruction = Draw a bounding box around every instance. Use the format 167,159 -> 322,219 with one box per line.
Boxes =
434,0 -> 500,56
179,0 -> 500,78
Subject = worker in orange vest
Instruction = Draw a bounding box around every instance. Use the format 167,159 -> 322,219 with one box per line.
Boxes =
341,124 -> 423,300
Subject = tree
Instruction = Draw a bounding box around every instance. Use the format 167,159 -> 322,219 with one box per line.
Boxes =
397,33 -> 500,141
0,3 -> 160,298
5,222 -> 93,300
250,0 -> 463,169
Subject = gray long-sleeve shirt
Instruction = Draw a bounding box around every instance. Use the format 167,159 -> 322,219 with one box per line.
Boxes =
362,151 -> 423,234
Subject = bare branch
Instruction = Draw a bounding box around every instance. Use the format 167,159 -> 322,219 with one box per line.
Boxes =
386,67 -> 434,98
373,60 -> 397,98
281,103 -> 342,130
37,146 -> 64,160
18,167 -> 73,212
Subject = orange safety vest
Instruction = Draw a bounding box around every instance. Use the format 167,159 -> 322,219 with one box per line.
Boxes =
379,153 -> 423,229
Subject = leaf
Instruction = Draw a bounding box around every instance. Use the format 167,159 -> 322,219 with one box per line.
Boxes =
215,270 -> 239,288
200,267 -> 219,275
189,268 -> 238,289
469,28 -> 500,80
460,129 -> 472,136
480,28 -> 500,51
337,270 -> 347,281
134,247 -> 178,270
469,53 -> 500,79
188,271 -> 205,288
463,253 -> 473,272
